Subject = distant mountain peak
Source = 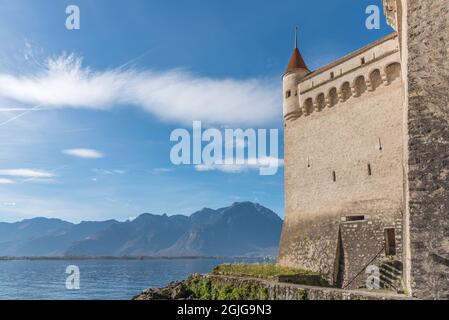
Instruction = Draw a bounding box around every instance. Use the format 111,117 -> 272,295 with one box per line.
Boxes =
0,202 -> 282,258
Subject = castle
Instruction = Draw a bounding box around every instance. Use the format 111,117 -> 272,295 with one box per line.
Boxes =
278,0 -> 449,299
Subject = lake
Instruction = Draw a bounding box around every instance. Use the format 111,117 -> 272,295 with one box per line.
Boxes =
0,258 -> 262,300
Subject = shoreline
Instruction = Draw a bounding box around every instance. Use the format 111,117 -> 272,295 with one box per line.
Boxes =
0,256 -> 275,262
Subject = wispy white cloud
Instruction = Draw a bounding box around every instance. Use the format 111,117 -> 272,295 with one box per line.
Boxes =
2,202 -> 16,206
0,108 -> 36,112
149,168 -> 174,175
0,53 -> 280,126
0,192 -> 112,223
0,104 -> 43,127
0,169 -> 55,178
23,178 -> 59,185
92,168 -> 127,175
0,178 -> 15,184
63,148 -> 104,159
195,157 -> 284,174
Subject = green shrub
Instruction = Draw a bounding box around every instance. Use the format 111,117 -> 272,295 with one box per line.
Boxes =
212,263 -> 328,286
187,278 -> 270,300
296,289 -> 307,300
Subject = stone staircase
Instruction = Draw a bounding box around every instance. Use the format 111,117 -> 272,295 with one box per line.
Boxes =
379,260 -> 403,293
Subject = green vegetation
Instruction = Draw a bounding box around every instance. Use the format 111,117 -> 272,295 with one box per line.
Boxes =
296,289 -> 307,300
182,264 -> 329,300
213,264 -> 307,278
211,263 -> 329,286
188,278 -> 268,300
186,276 -> 311,300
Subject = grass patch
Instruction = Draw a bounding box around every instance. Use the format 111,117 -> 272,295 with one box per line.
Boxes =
212,264 -> 313,278
188,278 -> 266,300
212,263 -> 329,287
186,276 -> 312,300
296,289 -> 307,300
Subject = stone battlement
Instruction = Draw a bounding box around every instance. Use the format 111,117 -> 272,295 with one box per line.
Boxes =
284,33 -> 400,121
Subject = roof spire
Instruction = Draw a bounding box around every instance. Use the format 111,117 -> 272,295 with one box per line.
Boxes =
284,26 -> 310,75
295,26 -> 298,49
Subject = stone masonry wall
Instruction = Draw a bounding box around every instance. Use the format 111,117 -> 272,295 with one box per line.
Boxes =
339,214 -> 403,289
405,0 -> 449,299
279,54 -> 405,286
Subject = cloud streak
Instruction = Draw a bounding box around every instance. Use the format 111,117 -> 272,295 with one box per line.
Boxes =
149,168 -> 174,175
0,178 -> 15,184
0,104 -> 43,127
0,54 -> 280,126
92,168 -> 127,175
0,169 -> 55,178
63,148 -> 104,159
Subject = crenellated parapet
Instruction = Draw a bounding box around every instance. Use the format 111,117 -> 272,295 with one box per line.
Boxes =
284,33 -> 401,121
382,0 -> 399,31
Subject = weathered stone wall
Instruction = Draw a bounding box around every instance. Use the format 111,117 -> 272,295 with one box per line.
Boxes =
340,219 -> 383,288
338,215 -> 403,289
278,0 -> 449,298
404,0 -> 449,299
279,40 -> 405,287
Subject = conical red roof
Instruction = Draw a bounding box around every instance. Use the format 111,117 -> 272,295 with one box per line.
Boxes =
285,47 -> 309,74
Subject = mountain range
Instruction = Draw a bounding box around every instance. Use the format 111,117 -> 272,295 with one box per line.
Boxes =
0,202 -> 282,257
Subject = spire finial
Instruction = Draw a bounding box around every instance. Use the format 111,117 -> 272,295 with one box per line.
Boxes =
284,26 -> 309,74
294,26 -> 298,49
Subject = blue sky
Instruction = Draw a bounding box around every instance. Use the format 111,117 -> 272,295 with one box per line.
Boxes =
0,0 -> 392,222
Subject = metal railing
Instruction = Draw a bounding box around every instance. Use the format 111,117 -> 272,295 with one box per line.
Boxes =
342,244 -> 386,289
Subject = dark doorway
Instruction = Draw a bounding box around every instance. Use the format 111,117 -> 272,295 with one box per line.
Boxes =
385,228 -> 396,256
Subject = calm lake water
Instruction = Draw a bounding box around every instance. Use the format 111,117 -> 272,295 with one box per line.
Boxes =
0,258 -> 262,300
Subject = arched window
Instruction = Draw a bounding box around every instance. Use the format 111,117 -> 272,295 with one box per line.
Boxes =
328,87 -> 338,107
316,93 -> 325,112
304,98 -> 314,115
386,63 -> 401,83
340,82 -> 351,102
354,75 -> 367,96
369,69 -> 383,91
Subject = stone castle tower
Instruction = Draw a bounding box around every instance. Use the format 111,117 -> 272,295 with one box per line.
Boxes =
278,0 -> 449,299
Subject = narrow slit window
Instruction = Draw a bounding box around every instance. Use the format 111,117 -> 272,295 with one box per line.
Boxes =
330,72 -> 335,79
385,228 -> 397,256
332,171 -> 336,182
378,138 -> 383,151
285,90 -> 291,99
346,215 -> 365,222
368,164 -> 372,176
307,157 -> 311,168
361,57 -> 366,65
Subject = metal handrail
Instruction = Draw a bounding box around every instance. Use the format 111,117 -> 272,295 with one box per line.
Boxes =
342,244 -> 386,289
